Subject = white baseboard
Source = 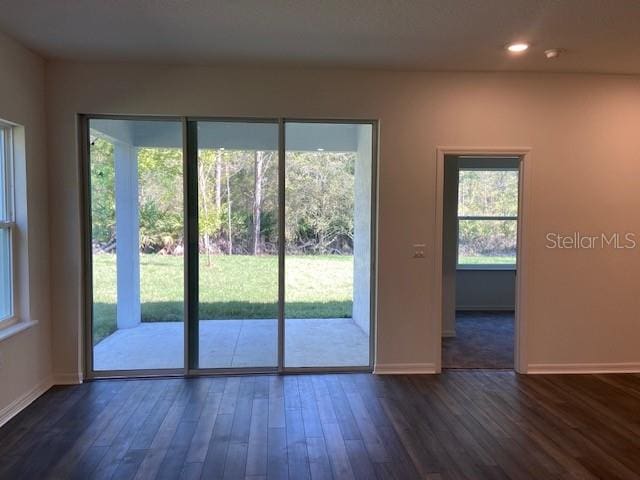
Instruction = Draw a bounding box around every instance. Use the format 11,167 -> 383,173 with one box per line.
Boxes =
0,376 -> 53,428
442,329 -> 456,337
53,372 -> 83,385
456,306 -> 515,311
374,363 -> 437,374
526,362 -> 640,374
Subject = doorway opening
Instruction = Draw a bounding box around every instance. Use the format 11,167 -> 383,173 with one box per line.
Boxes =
440,153 -> 524,370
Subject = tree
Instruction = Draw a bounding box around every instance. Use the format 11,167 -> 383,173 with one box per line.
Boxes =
89,137 -> 116,249
225,153 -> 233,254
137,147 -> 183,253
215,150 -> 222,210
252,151 -> 276,254
285,151 -> 355,254
90,138 -> 361,257
198,149 -> 222,265
458,170 -> 519,258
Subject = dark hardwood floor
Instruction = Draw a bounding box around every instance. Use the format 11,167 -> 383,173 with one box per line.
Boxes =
0,371 -> 639,479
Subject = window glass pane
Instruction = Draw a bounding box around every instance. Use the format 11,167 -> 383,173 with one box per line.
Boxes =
0,129 -> 6,221
458,219 -> 517,265
196,121 -> 279,369
89,119 -> 184,371
458,170 -> 518,217
284,122 -> 372,368
0,228 -> 11,319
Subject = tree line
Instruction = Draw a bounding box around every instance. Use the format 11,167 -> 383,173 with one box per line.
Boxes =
90,138 -> 357,257
457,169 -> 519,257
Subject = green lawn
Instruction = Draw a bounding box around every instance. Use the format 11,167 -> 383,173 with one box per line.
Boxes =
92,254 -> 353,344
458,255 -> 516,265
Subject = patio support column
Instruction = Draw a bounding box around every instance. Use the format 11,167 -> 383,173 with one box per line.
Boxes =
352,126 -> 372,335
114,141 -> 141,329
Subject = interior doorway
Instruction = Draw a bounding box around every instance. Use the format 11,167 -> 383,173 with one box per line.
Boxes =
439,153 -> 524,370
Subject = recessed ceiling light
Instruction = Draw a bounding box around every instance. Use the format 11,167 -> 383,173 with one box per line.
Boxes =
506,42 -> 529,53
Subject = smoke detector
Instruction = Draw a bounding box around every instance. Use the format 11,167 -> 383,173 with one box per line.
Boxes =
544,48 -> 562,59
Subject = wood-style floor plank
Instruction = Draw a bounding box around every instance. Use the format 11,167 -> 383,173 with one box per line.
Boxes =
0,372 -> 639,480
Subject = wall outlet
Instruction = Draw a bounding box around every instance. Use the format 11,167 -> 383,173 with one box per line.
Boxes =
413,244 -> 426,259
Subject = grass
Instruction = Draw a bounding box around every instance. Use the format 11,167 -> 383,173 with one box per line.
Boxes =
92,253 -> 353,344
458,255 -> 516,265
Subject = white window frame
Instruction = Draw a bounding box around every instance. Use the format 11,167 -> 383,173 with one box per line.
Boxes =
0,123 -> 16,328
456,167 -> 519,270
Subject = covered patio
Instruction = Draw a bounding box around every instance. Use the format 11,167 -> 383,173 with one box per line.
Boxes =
93,318 -> 370,370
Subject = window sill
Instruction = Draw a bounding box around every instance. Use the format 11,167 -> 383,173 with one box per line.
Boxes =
0,320 -> 39,343
457,265 -> 516,271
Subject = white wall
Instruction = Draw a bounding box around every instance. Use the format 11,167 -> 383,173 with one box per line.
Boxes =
456,270 -> 516,311
0,31 -> 51,421
45,62 -> 640,376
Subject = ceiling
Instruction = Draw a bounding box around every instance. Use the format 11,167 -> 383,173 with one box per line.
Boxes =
0,0 -> 639,74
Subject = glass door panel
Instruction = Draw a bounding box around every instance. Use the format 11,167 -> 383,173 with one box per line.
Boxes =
196,121 -> 279,369
89,118 -> 184,371
284,122 -> 373,368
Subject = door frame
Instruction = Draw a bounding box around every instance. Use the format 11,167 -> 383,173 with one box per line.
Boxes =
434,146 -> 532,373
80,114 -> 378,379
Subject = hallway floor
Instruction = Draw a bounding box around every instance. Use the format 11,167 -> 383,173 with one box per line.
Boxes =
442,311 -> 514,369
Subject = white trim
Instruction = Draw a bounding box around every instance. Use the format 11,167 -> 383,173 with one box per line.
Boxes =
0,376 -> 53,428
456,265 -> 516,271
527,363 -> 640,374
53,372 -> 84,385
0,315 -> 18,328
434,147 -> 532,374
0,319 -> 38,342
456,306 -> 515,311
374,363 -> 437,374
0,124 -> 15,221
0,125 -> 16,324
458,216 -> 518,221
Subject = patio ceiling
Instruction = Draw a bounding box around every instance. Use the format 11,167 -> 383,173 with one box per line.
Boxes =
90,118 -> 365,152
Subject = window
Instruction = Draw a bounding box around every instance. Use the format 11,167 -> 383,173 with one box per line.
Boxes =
0,124 -> 15,325
457,168 -> 519,267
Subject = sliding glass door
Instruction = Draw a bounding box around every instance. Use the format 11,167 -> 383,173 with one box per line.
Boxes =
195,121 -> 279,369
88,118 -> 184,372
284,122 -> 373,368
85,116 -> 375,377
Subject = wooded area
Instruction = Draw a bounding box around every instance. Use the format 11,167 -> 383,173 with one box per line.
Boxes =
90,140 -> 518,263
90,139 -> 357,257
458,169 -> 519,260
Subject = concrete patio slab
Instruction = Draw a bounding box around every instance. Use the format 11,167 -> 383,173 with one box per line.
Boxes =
93,318 -> 369,371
